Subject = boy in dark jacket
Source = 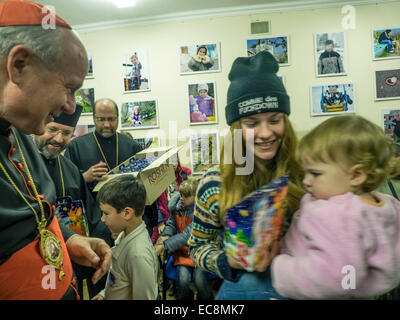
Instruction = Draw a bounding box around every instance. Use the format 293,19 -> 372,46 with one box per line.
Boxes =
155,177 -> 213,300
318,39 -> 344,75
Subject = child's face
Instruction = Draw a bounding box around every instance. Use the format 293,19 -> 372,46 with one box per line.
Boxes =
130,56 -> 138,64
100,203 -> 125,234
181,195 -> 195,207
240,112 -> 285,162
198,48 -> 207,56
301,159 -> 352,200
198,89 -> 207,98
325,44 -> 334,52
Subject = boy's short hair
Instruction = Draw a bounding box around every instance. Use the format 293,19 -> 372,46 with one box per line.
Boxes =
97,175 -> 146,216
179,177 -> 200,198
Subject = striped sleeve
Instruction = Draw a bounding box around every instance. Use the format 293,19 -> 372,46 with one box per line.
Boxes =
188,166 -> 226,277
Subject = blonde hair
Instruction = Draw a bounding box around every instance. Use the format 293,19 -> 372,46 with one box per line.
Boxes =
298,115 -> 400,193
219,114 -> 305,222
179,177 -> 200,198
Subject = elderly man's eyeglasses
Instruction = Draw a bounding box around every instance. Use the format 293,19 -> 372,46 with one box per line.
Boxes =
45,127 -> 73,137
95,117 -> 118,123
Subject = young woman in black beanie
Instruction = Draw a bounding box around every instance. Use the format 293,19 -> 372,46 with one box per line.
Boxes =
188,51 -> 305,299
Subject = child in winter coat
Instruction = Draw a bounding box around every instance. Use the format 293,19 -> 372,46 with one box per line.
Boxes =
188,45 -> 214,72
155,177 -> 214,300
196,83 -> 214,117
317,39 -> 344,75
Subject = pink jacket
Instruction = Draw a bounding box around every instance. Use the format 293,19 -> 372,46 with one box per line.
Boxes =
272,192 -> 400,299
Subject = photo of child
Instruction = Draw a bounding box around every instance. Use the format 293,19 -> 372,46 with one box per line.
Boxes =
179,43 -> 220,75
315,32 -> 347,77
382,109 -> 400,156
121,50 -> 150,93
121,100 -> 159,130
373,28 -> 400,60
131,106 -> 142,126
188,82 -> 217,125
310,83 -> 355,116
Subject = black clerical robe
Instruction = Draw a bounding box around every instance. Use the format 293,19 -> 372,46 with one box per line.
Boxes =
64,130 -> 142,194
40,153 -> 112,298
40,154 -> 112,245
64,130 -> 159,236
0,119 -> 76,299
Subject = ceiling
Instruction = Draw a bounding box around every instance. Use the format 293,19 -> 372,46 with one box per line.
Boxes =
33,0 -> 286,26
8,0 -> 397,28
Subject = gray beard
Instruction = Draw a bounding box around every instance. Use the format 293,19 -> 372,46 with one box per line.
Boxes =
36,143 -> 61,160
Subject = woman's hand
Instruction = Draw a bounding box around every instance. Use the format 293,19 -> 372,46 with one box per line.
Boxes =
227,255 -> 245,270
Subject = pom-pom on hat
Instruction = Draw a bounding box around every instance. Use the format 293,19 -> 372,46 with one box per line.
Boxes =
53,104 -> 82,127
0,0 -> 71,29
225,51 -> 290,126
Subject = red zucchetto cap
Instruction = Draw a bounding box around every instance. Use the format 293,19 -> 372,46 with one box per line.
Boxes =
0,0 -> 71,29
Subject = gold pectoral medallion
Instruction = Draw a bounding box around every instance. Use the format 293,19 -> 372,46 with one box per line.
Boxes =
39,229 -> 65,280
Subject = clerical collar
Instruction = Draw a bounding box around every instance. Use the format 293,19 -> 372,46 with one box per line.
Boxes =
94,130 -> 116,142
0,117 -> 11,136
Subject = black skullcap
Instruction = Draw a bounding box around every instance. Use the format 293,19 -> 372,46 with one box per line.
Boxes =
53,104 -> 82,127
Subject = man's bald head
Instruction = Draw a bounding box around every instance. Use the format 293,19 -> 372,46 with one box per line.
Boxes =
93,98 -> 119,116
93,98 -> 119,138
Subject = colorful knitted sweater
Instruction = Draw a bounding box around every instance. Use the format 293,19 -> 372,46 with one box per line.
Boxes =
188,166 -> 234,279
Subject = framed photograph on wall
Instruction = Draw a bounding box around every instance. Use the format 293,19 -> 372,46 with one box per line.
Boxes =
382,108 -> 400,139
85,53 -> 94,79
188,82 -> 218,125
314,31 -> 347,77
310,83 -> 355,116
132,136 -> 162,149
73,124 -> 95,140
374,68 -> 400,100
179,43 -> 221,75
382,108 -> 400,155
189,131 -> 220,175
75,88 -> 95,115
372,28 -> 400,60
121,50 -> 150,93
120,100 -> 159,130
246,36 -> 290,66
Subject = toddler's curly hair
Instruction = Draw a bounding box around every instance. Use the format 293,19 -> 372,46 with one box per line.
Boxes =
298,115 -> 400,193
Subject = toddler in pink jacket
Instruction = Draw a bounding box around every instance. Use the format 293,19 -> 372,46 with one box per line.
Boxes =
271,115 -> 400,299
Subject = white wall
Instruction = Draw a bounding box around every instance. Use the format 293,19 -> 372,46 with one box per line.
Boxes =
76,1 -> 400,165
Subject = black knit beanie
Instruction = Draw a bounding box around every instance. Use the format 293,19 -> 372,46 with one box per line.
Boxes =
225,51 -> 290,126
